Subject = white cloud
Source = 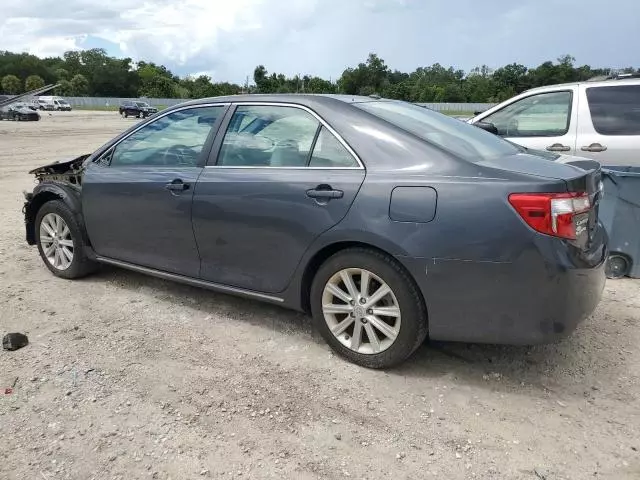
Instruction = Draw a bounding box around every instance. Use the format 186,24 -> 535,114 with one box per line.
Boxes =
1,0 -> 639,82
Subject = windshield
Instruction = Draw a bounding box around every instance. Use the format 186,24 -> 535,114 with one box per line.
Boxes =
136,102 -> 149,107
354,100 -> 520,162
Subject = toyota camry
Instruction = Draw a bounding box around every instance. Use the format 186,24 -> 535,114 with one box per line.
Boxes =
23,94 -> 607,368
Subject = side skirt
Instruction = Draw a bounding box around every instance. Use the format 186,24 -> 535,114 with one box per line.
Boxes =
95,256 -> 285,305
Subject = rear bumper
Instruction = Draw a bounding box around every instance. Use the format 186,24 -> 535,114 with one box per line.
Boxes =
397,232 -> 608,345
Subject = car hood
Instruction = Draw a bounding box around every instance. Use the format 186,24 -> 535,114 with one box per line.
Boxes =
29,154 -> 91,177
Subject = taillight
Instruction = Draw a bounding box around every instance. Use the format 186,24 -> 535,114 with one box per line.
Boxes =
508,192 -> 591,240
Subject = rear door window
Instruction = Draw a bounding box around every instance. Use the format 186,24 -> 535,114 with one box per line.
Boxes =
217,105 -> 320,167
586,85 -> 640,135
309,126 -> 359,168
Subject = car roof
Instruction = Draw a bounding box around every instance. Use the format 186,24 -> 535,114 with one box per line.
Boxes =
173,93 -> 387,109
522,77 -> 640,94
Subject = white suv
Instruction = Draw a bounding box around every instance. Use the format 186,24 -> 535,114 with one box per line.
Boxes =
469,77 -> 640,166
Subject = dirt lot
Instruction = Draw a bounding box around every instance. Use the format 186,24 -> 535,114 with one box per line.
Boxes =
1,111 -> 639,480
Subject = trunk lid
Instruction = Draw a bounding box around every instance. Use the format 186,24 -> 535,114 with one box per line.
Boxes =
480,153 -> 603,249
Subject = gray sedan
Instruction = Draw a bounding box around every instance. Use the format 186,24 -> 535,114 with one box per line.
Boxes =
23,95 -> 607,368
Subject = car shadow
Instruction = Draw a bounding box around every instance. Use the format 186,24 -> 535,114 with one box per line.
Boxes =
84,266 -> 604,394
86,265 -> 315,337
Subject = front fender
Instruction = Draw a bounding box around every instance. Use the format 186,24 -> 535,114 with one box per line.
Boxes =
23,182 -> 90,250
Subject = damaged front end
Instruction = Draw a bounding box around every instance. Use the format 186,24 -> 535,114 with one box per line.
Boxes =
27,154 -> 90,186
23,154 -> 91,245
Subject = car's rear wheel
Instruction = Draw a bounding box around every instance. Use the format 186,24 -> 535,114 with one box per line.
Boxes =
35,200 -> 97,279
310,248 -> 427,369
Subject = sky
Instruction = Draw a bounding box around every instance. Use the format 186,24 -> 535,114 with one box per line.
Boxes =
1,0 -> 639,83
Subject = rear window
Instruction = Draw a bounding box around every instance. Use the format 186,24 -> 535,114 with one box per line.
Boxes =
354,101 -> 520,162
586,85 -> 640,135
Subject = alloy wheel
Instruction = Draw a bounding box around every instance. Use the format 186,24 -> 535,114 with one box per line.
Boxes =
39,213 -> 74,270
322,268 -> 401,354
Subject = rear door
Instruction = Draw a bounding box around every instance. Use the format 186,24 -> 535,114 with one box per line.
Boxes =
475,89 -> 578,155
192,103 -> 366,294
577,84 -> 640,166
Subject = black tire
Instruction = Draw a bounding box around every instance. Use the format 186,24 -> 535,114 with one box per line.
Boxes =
310,248 -> 428,369
605,254 -> 630,279
124,112 -> 128,118
35,200 -> 97,279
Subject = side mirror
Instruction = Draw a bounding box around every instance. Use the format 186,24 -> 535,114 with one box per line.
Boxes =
474,122 -> 498,135
473,110 -> 485,116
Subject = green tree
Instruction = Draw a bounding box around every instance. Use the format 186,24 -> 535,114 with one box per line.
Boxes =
70,74 -> 89,96
1,74 -> 21,94
56,68 -> 69,81
140,75 -> 179,98
56,79 -> 73,96
0,48 -> 632,103
25,74 -> 45,92
492,63 -> 529,94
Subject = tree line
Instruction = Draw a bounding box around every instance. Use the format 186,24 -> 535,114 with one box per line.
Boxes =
1,49 -> 636,102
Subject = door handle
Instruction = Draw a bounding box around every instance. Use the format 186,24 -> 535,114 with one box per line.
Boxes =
306,186 -> 344,199
546,143 -> 571,152
581,143 -> 607,153
165,179 -> 190,192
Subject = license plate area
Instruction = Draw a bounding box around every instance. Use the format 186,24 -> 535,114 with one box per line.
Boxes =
574,211 -> 591,247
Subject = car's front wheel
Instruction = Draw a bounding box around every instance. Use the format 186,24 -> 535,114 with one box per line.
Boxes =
35,200 -> 97,279
310,248 -> 427,369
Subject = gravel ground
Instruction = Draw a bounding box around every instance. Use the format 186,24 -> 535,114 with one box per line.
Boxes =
1,111 -> 639,480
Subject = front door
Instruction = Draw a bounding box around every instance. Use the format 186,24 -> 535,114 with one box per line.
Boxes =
479,89 -> 578,155
82,105 -> 227,277
192,104 -> 366,294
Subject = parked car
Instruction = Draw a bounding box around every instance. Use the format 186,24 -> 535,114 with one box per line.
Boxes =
53,99 -> 72,111
119,100 -> 158,118
469,77 -> 640,166
37,98 -> 56,111
0,102 -> 40,121
22,95 -> 607,368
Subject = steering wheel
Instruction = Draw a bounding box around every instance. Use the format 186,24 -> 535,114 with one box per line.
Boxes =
161,144 -> 197,165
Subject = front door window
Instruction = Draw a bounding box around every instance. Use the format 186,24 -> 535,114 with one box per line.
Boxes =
110,106 -> 225,167
483,91 -> 573,138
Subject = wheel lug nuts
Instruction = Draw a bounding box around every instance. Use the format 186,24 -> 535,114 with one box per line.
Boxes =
350,300 -> 355,306
350,312 -> 355,317
361,318 -> 368,324
367,309 -> 373,314
359,298 -> 366,304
